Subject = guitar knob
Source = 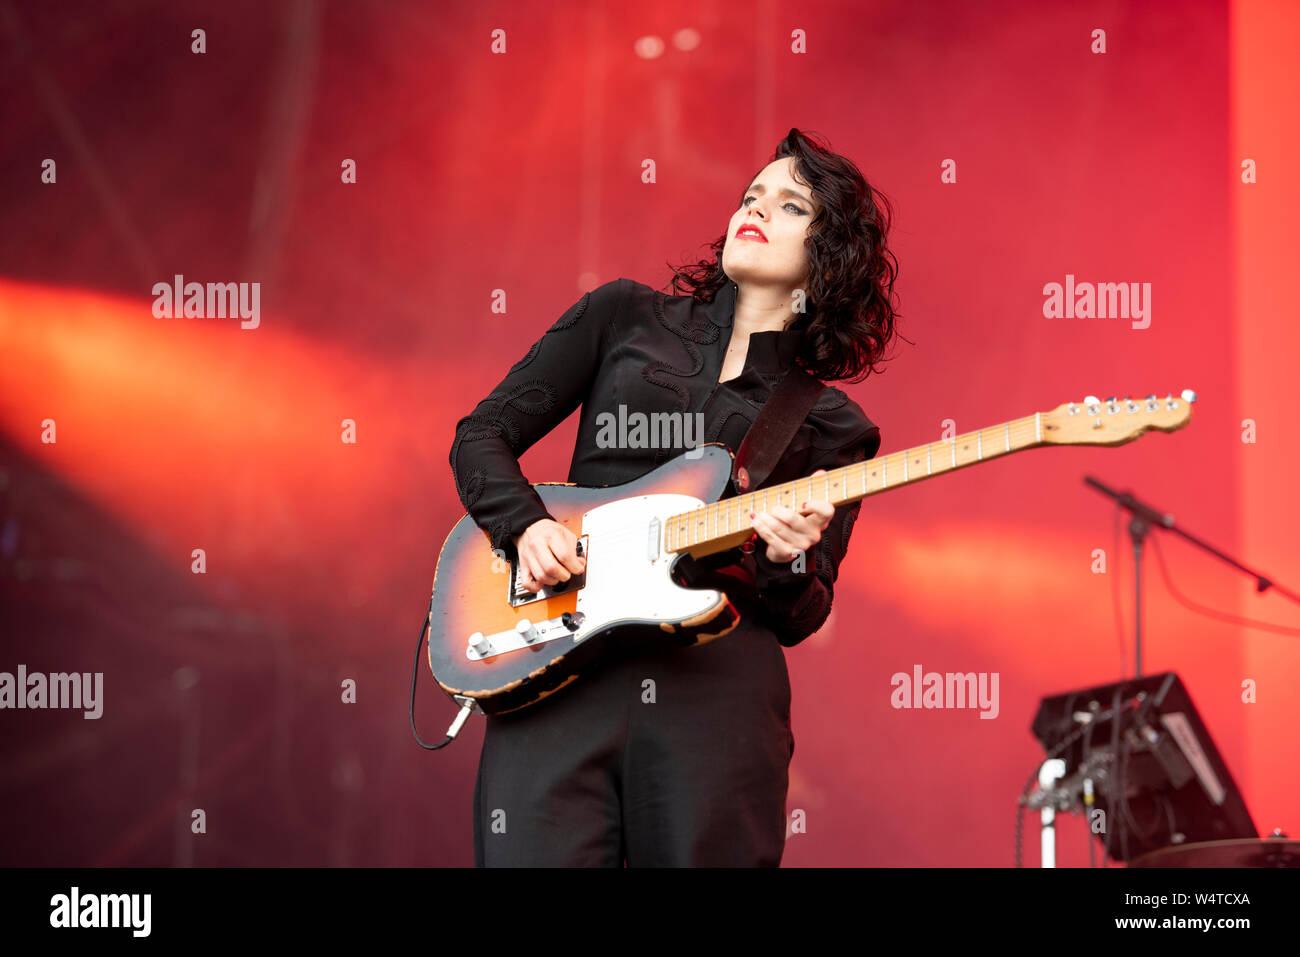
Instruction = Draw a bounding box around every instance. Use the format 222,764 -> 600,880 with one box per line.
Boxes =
468,632 -> 492,656
516,618 -> 540,643
1181,388 -> 1198,403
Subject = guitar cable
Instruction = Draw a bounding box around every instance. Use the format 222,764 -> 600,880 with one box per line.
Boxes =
410,596 -> 475,750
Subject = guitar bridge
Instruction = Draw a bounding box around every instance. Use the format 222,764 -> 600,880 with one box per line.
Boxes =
508,535 -> 588,606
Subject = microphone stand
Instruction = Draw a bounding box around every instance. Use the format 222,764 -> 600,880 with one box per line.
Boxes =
1084,475 -> 1300,677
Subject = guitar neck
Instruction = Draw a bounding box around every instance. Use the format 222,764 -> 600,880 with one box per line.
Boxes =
663,390 -> 1195,559
666,413 -> 1046,558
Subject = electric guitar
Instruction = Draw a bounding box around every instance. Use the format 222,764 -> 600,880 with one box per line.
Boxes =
427,391 -> 1195,715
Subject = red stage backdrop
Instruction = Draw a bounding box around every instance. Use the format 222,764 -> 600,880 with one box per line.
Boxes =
1,0 -> 1295,866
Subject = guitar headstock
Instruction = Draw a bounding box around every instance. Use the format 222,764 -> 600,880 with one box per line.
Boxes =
1040,390 -> 1196,446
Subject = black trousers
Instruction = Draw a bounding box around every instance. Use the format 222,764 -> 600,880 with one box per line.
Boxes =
472,619 -> 794,866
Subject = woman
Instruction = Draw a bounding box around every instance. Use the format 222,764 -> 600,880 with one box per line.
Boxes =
448,128 -> 900,866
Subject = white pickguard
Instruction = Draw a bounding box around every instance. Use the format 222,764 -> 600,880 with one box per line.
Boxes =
464,492 -> 724,662
575,492 -> 724,631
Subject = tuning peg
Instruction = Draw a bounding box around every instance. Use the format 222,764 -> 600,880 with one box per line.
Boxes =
1181,389 -> 1197,403
1083,394 -> 1100,409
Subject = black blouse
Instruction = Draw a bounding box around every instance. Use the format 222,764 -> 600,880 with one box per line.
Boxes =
447,277 -> 882,647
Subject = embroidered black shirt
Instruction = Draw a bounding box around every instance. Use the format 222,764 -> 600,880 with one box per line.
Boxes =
447,277 -> 881,647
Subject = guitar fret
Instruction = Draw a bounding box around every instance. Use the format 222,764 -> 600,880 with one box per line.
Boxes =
656,402 -> 1188,555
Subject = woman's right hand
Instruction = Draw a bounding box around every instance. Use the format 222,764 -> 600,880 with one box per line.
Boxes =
511,518 -> 586,593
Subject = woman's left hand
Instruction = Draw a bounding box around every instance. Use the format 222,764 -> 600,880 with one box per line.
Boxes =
750,468 -> 836,564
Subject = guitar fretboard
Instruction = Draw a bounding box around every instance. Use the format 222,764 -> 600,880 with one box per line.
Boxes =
664,413 -> 1045,558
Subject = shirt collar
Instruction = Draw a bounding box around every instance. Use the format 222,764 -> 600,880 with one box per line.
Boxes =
704,278 -> 808,373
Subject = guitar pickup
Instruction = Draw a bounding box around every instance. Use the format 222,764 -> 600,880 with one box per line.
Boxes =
508,535 -> 588,606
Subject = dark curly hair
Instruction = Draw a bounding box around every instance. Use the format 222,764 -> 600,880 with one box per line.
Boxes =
664,128 -> 903,383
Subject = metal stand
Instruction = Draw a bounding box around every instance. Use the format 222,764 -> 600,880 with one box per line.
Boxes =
1128,513 -> 1149,677
1037,758 -> 1067,868
1085,474 -> 1300,679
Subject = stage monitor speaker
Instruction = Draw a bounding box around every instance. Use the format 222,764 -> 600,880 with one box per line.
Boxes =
1031,672 -> 1256,861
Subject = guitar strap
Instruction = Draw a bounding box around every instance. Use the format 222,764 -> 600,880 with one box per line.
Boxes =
731,364 -> 826,495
